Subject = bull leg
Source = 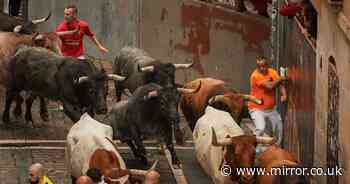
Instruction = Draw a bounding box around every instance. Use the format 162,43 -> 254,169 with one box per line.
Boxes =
39,97 -> 49,122
165,133 -> 181,167
3,90 -> 16,124
25,95 -> 36,123
13,94 -> 24,118
134,138 -> 148,165
114,81 -> 124,102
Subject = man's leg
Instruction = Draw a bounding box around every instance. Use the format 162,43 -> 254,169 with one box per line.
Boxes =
266,108 -> 283,146
249,109 -> 266,154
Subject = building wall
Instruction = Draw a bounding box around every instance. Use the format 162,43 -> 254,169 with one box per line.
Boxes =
315,1 -> 350,183
141,0 -> 270,92
27,0 -> 271,93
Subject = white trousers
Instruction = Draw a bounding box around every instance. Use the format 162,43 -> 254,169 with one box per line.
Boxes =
249,107 -> 283,153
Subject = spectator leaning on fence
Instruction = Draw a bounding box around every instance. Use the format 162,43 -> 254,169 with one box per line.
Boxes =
55,4 -> 108,59
248,56 -> 287,154
28,163 -> 54,184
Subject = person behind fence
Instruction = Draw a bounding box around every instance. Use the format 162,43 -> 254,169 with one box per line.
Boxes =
28,163 -> 54,184
55,4 -> 108,60
248,56 -> 287,153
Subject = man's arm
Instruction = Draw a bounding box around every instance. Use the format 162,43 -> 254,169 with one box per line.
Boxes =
56,26 -> 80,37
280,84 -> 287,102
88,35 -> 109,53
259,78 -> 285,89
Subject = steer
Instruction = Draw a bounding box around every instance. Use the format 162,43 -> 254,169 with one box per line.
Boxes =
193,106 -> 274,184
0,12 -> 51,34
3,46 -> 125,123
113,46 -> 193,101
180,78 -> 262,130
110,82 -> 201,167
256,145 -> 309,184
67,113 -> 158,184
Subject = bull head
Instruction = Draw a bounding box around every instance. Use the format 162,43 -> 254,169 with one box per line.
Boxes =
139,60 -> 194,72
211,127 -> 275,146
105,137 -> 159,182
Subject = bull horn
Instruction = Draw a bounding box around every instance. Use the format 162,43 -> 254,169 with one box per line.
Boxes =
178,80 -> 201,94
33,33 -> 44,41
129,160 -> 159,176
144,90 -> 158,100
31,12 -> 51,24
13,25 -> 22,33
241,94 -> 263,105
108,74 -> 126,81
105,137 -> 120,152
256,136 -> 276,144
173,61 -> 194,69
139,65 -> 154,72
78,76 -> 89,84
211,127 -> 232,146
208,95 -> 225,105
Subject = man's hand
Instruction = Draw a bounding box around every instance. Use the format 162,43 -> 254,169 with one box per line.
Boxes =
281,95 -> 287,102
99,46 -> 109,53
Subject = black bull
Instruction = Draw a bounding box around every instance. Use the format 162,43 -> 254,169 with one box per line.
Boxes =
112,46 -> 194,101
0,12 -> 51,34
110,82 -> 201,166
3,46 -> 125,123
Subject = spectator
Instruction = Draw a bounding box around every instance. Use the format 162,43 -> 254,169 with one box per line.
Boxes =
28,163 -> 54,184
248,56 -> 287,154
55,4 -> 108,60
76,176 -> 94,184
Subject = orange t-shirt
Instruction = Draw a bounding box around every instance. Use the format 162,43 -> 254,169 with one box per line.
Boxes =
248,68 -> 281,110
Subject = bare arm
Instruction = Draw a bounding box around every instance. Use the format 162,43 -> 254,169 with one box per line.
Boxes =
88,35 -> 109,53
280,84 -> 287,102
260,78 -> 284,90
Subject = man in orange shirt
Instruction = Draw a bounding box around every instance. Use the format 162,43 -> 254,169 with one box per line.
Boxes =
248,56 -> 287,152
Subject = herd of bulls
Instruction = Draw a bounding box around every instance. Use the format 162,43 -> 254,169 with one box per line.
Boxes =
0,12 -> 309,184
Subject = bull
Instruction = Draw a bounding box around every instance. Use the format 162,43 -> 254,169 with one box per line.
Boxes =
3,46 -> 125,123
0,12 -> 51,34
67,113 -> 158,184
113,46 -> 193,101
256,145 -> 309,184
109,82 -> 201,167
193,106 -> 274,183
0,31 -> 62,122
180,78 -> 262,130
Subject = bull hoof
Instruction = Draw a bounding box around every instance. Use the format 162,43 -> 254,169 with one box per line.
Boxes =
2,114 -> 10,124
40,112 -> 49,122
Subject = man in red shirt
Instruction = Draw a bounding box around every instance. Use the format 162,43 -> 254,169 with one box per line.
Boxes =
55,4 -> 108,59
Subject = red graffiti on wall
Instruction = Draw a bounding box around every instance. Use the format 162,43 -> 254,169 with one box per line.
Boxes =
175,2 -> 270,75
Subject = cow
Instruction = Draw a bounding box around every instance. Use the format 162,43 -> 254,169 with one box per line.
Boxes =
109,82 -> 201,167
3,46 -> 125,124
67,113 -> 158,184
113,46 -> 193,102
0,31 -> 62,122
193,106 -> 275,184
256,145 -> 309,184
0,12 -> 51,34
180,78 -> 262,130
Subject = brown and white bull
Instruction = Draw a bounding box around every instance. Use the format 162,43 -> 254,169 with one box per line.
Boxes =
181,78 -> 262,130
256,145 -> 309,184
193,106 -> 274,184
67,113 -> 157,184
